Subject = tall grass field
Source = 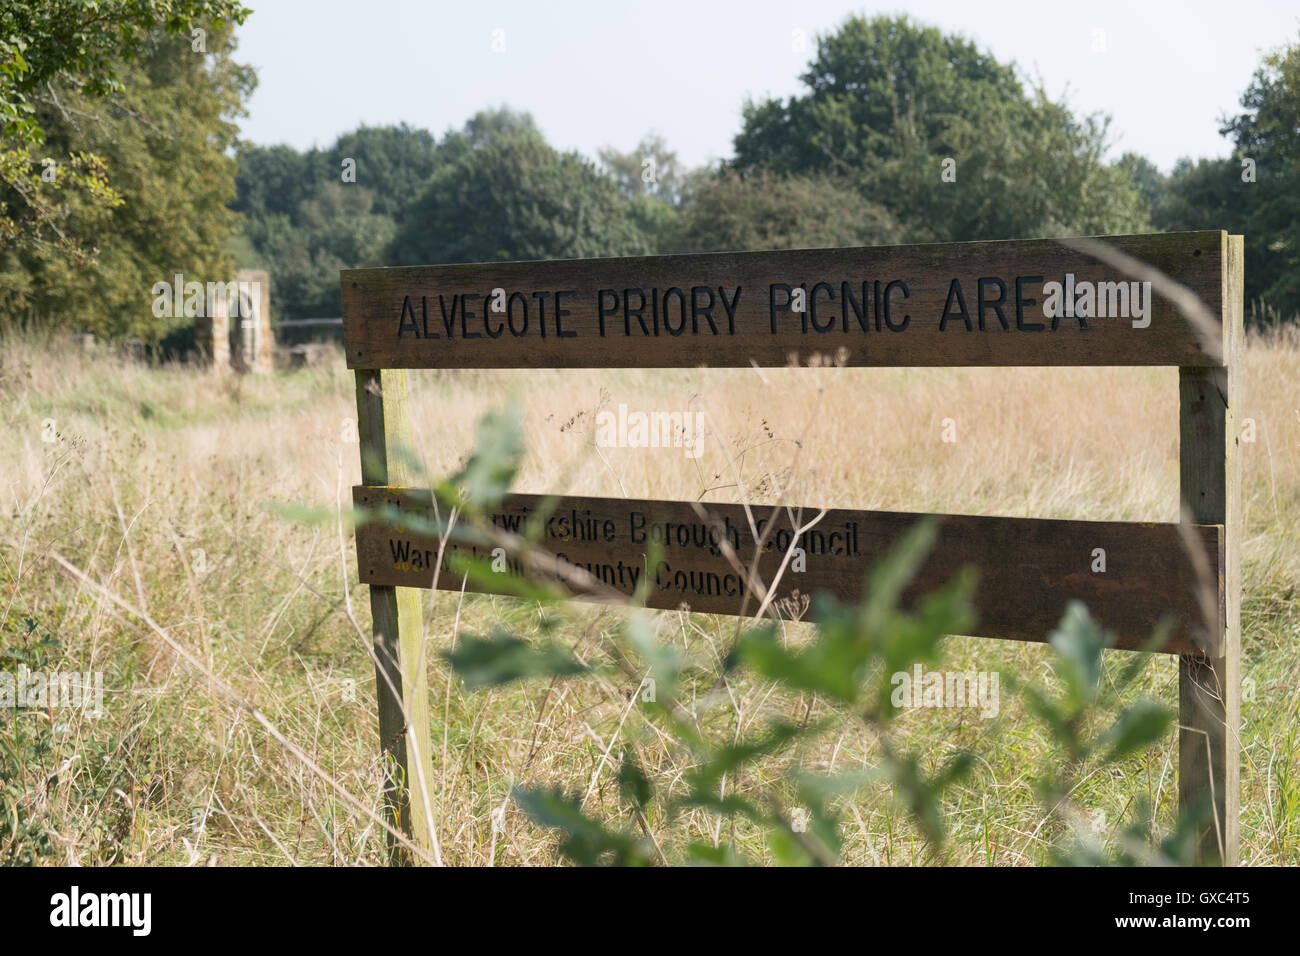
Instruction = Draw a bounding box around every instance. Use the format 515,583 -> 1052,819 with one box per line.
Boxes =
2,328 -> 1297,865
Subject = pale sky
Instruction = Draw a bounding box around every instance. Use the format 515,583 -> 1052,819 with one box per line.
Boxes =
234,0 -> 1300,173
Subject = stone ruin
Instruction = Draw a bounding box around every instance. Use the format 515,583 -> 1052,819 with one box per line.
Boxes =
195,269 -> 273,373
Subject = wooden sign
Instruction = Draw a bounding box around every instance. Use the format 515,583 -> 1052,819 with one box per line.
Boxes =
353,486 -> 1222,656
344,231 -> 1243,865
343,231 -> 1228,370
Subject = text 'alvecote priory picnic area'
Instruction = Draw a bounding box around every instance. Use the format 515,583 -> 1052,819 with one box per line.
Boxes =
2,4 -> 1300,868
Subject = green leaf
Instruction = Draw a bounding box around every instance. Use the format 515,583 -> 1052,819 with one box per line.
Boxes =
861,517 -> 940,635
445,552 -> 566,604
512,787 -> 651,866
441,629 -> 585,689
791,769 -> 878,806
730,622 -> 865,703
684,842 -> 750,866
674,792 -> 764,820
1048,601 -> 1113,712
617,752 -> 652,810
683,723 -> 802,794
268,502 -> 356,529
1100,698 -> 1173,761
625,610 -> 682,716
439,402 -> 523,512
883,749 -> 974,848
874,569 -> 978,707
767,825 -> 819,866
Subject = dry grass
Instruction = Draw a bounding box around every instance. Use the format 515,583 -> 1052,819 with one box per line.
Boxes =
1,327 -> 1297,865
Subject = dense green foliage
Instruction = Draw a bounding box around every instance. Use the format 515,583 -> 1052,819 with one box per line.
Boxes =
230,122 -> 441,309
1231,43 -> 1300,317
388,116 -> 653,267
229,16 -> 1300,330
730,15 -> 1148,243
0,0 -> 248,143
4,9 -> 1299,334
677,170 -> 902,252
1,4 -> 252,336
1127,41 -> 1300,318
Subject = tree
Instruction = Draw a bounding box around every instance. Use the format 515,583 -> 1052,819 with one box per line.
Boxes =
731,15 -> 1147,243
231,112 -> 598,314
461,105 -> 539,147
600,132 -> 693,206
598,133 -> 711,253
0,0 -> 248,140
678,170 -> 901,253
1222,36 -> 1300,317
246,182 -> 396,319
232,125 -> 443,316
0,19 -> 254,336
734,15 -> 1024,179
1115,153 -> 1167,218
1153,157 -> 1246,235
0,0 -> 249,279
1115,35 -> 1300,321
231,143 -> 315,224
388,116 -> 652,265
319,123 -> 439,224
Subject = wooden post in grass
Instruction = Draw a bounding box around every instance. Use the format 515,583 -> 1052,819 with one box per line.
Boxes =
1178,233 -> 1243,865
354,368 -> 436,865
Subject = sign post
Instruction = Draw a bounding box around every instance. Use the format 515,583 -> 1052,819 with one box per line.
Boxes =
343,230 -> 1242,865
353,368 -> 437,865
1177,234 -> 1243,864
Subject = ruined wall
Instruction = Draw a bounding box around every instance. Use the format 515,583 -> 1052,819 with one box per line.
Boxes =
195,269 -> 271,373
241,269 -> 273,375
194,302 -> 230,369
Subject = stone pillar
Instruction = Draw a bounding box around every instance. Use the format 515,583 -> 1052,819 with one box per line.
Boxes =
237,269 -> 273,374
196,294 -> 230,370
195,269 -> 271,373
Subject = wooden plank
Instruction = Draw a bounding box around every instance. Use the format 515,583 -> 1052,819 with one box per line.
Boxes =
354,370 -> 437,865
352,487 -> 1222,655
1178,232 -> 1242,865
342,231 -> 1226,370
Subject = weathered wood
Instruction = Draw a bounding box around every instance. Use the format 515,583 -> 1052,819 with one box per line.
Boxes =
343,228 -> 1243,861
342,231 -> 1226,370
1178,233 -> 1242,864
353,486 -> 1222,655
354,369 -> 436,865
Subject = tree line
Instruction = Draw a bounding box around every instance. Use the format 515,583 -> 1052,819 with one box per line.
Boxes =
3,8 -> 1297,338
